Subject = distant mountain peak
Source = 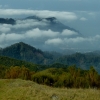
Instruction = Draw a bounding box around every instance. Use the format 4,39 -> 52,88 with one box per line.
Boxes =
7,42 -> 36,50
44,17 -> 57,22
0,16 -> 82,39
0,18 -> 15,24
18,42 -> 29,46
0,42 -> 49,64
25,16 -> 58,22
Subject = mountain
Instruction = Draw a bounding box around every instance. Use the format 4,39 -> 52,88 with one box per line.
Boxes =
44,51 -> 62,60
56,52 -> 100,73
25,16 -> 42,21
0,15 -> 83,52
24,16 -> 82,37
0,42 -> 54,64
0,18 -> 15,24
0,16 -> 81,35
1,42 -> 100,72
0,56 -> 38,71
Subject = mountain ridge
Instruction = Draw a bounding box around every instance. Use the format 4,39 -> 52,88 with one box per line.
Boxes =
25,15 -> 81,35
0,18 -> 15,24
0,16 -> 81,37
1,42 -> 100,72
0,42 -> 54,64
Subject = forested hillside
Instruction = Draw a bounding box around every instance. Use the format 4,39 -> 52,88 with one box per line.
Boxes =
0,42 -> 54,64
56,52 -> 100,72
0,56 -> 38,71
0,56 -> 100,88
1,42 -> 100,72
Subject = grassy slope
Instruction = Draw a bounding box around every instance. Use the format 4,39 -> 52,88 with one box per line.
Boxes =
0,79 -> 100,100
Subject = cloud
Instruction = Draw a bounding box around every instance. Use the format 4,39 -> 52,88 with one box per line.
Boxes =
0,9 -> 77,21
88,12 -> 96,16
0,19 -> 48,34
6,33 -> 24,41
64,37 -> 86,43
25,28 -> 59,38
0,25 -> 11,33
0,10 -> 100,52
0,28 -> 100,51
0,33 -> 24,42
0,28 -> 60,44
61,29 -> 78,36
13,19 -> 47,29
45,38 -> 63,45
80,17 -> 87,21
36,11 -> 77,21
44,35 -> 100,51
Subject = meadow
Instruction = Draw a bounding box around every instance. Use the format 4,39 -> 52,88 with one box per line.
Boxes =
0,79 -> 100,100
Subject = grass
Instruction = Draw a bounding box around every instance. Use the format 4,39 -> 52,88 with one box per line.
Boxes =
0,79 -> 100,100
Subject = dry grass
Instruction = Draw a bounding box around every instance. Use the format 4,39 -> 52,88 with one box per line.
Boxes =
0,79 -> 100,100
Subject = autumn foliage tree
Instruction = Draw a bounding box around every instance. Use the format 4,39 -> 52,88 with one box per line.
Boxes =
32,65 -> 100,88
5,66 -> 32,80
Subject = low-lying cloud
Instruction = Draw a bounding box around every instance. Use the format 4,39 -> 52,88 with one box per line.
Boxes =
0,9 -> 77,21
0,25 -> 100,52
45,38 -> 63,45
0,11 -> 99,52
25,28 -> 59,38
61,29 -> 78,36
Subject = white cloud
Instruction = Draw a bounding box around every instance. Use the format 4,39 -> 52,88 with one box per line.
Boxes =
61,29 -> 78,36
80,17 -> 87,21
0,28 -> 60,43
37,11 -> 77,21
25,28 -> 59,38
0,25 -> 11,33
88,12 -> 96,16
6,33 -> 24,41
0,29 -> 100,51
0,33 -> 24,42
0,33 -> 6,43
94,35 -> 100,40
63,36 -> 98,43
44,35 -> 100,51
13,19 -> 47,29
0,9 -> 99,51
0,9 -> 77,21
63,37 -> 87,43
45,38 -> 63,45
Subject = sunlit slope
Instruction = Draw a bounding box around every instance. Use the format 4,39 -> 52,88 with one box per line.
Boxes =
0,79 -> 100,100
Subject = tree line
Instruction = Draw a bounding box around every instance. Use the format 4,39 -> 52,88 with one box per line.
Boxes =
0,64 -> 100,88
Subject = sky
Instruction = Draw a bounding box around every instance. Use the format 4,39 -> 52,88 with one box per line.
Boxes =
0,0 -> 100,52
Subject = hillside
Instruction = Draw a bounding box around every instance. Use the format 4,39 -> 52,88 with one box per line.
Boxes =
1,58 -> 100,88
56,52 -> 100,72
0,56 -> 39,71
1,42 -> 100,73
0,79 -> 100,100
0,42 -> 54,64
